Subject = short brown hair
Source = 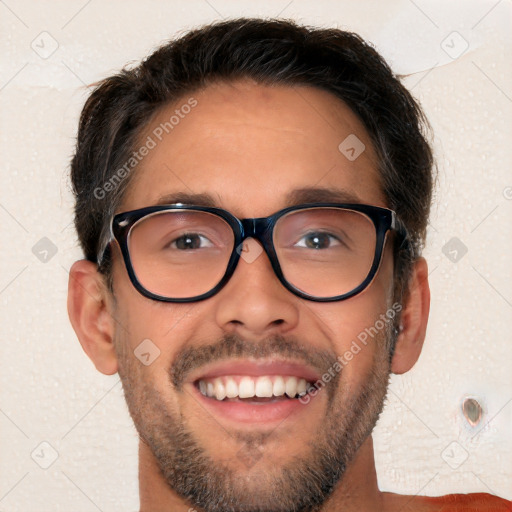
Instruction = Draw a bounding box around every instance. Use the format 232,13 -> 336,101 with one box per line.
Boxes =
70,17 -> 434,309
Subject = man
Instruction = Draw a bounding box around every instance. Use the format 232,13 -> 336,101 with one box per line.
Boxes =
67,18 -> 511,512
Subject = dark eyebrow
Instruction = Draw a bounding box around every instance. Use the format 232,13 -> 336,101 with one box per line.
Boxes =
155,192 -> 218,207
285,187 -> 363,206
153,187 -> 363,210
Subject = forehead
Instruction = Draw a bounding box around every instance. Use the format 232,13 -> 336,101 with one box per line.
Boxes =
121,80 -> 386,215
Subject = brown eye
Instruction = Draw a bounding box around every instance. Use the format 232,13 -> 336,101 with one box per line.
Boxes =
296,232 -> 340,250
171,234 -> 213,250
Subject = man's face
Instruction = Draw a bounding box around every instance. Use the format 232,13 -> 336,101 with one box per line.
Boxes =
110,81 -> 397,511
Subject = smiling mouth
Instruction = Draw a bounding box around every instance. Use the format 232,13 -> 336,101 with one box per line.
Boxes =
195,375 -> 314,402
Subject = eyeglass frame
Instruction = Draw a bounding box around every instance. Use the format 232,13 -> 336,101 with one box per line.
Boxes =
97,202 -> 410,303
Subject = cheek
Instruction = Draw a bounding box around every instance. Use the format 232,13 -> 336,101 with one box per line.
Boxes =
112,295 -> 220,406
110,262 -> 193,383
111,255 -> 182,343
311,258 -> 395,386
320,306 -> 385,385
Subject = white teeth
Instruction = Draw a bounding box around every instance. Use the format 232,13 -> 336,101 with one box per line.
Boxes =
198,375 -> 312,401
273,376 -> 285,396
297,378 -> 307,397
225,377 -> 238,398
285,376 -> 298,398
255,376 -> 273,397
239,377 -> 255,398
213,378 -> 226,400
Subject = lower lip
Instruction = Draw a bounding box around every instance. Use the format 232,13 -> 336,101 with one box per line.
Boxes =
187,384 -> 318,425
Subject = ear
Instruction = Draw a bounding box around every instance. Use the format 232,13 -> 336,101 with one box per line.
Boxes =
391,257 -> 430,374
67,260 -> 118,375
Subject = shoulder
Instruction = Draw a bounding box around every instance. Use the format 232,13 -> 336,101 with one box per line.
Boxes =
382,491 -> 512,512
417,493 -> 512,512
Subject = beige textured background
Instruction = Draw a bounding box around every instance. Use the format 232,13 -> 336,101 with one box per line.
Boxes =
0,1 -> 511,510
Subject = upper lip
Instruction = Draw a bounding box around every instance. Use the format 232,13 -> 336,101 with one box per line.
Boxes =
187,359 -> 321,384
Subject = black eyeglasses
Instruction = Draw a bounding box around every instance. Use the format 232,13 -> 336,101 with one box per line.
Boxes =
97,203 -> 409,303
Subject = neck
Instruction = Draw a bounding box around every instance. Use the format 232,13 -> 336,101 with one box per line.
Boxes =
138,435 -> 383,512
319,436 -> 383,511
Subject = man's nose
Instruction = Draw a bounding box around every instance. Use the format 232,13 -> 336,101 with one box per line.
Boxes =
213,238 -> 300,338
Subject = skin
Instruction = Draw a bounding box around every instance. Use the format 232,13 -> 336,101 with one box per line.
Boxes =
68,80 -> 431,511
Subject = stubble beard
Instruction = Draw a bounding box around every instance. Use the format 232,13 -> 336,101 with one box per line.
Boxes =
114,331 -> 392,512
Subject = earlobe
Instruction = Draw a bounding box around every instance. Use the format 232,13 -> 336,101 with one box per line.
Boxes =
391,257 -> 430,375
67,260 -> 118,375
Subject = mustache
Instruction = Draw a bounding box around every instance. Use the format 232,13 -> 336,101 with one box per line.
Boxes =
169,333 -> 339,391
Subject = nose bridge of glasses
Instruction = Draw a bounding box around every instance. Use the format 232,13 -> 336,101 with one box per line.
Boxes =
237,216 -> 276,264
240,217 -> 272,241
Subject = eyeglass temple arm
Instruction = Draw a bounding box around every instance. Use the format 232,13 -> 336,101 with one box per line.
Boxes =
96,221 -> 116,266
391,211 -> 412,251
